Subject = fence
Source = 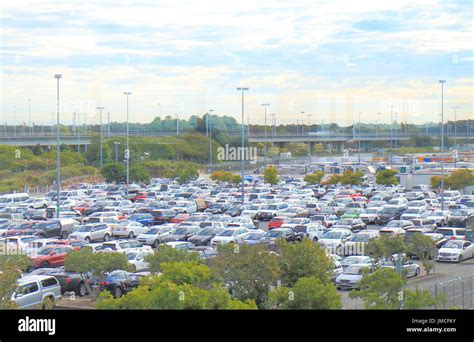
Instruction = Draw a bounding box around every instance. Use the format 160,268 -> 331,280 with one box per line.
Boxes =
427,273 -> 474,309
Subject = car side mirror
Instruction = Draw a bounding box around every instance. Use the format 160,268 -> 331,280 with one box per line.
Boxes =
15,293 -> 23,298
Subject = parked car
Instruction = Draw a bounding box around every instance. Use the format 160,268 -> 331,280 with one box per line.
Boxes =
335,265 -> 374,290
68,223 -> 112,242
99,270 -> 142,298
29,245 -> 74,269
436,240 -> 474,263
13,275 -> 62,309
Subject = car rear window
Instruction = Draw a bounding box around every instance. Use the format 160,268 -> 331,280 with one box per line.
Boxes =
41,277 -> 58,288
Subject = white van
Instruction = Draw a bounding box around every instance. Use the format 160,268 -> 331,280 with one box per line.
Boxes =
12,275 -> 62,309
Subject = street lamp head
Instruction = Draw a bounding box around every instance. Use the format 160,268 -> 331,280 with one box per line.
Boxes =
123,92 -> 132,95
97,106 -> 105,110
54,74 -> 62,79
261,103 -> 270,106
236,87 -> 249,91
439,80 -> 446,84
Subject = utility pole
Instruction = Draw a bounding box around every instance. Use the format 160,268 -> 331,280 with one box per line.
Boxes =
388,105 -> 395,168
439,80 -> 446,211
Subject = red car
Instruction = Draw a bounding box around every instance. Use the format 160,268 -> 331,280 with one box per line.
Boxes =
73,202 -> 91,215
131,192 -> 148,202
170,213 -> 190,224
268,216 -> 288,230
30,245 -> 74,268
50,239 -> 88,250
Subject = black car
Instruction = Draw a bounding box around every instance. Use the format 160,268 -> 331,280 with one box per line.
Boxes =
99,270 -> 142,298
28,268 -> 91,296
226,206 -> 243,217
187,227 -> 223,246
375,206 -> 406,225
448,209 -> 472,227
205,203 -> 230,215
159,226 -> 200,243
259,228 -> 304,245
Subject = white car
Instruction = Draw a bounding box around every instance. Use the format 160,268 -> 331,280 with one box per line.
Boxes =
342,231 -> 379,256
126,250 -> 153,271
99,240 -> 152,253
436,240 -> 474,263
335,265 -> 374,290
340,255 -> 375,269
137,225 -> 174,248
305,223 -> 326,242
210,228 -> 249,246
360,207 -> 382,224
112,220 -> 149,238
68,223 -> 112,242
163,241 -> 194,250
318,228 -> 353,254
401,207 -> 426,221
425,210 -> 451,226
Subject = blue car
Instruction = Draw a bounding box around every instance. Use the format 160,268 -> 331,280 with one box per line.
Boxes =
128,213 -> 154,226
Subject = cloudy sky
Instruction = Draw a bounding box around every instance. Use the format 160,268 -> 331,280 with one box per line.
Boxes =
1,0 -> 472,126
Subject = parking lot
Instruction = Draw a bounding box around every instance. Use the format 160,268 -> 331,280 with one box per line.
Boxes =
1,164 -> 473,309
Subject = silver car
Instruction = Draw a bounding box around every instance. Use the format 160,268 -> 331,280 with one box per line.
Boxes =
13,275 -> 62,309
69,223 -> 112,242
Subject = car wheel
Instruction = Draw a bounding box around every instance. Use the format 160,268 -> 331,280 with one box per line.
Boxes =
103,234 -> 110,242
77,283 -> 88,297
440,220 -> 445,226
415,268 -> 420,276
113,287 -> 123,298
85,236 -> 91,243
128,232 -> 135,239
60,232 -> 68,239
313,237 -> 318,243
41,261 -> 49,268
457,254 -> 463,263
153,240 -> 160,248
41,297 -> 55,310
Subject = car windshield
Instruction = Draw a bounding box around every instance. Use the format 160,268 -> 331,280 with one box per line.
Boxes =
387,221 -> 401,227
337,220 -> 352,225
405,209 -> 419,214
146,229 -> 159,234
366,209 -> 378,214
322,231 -> 342,239
217,230 -> 236,237
126,253 -> 138,260
343,266 -> 365,275
443,241 -> 463,249
245,233 -> 262,240
452,210 -> 468,216
431,212 -> 444,217
343,257 -> 367,265
172,228 -> 188,235
264,230 -> 284,238
196,228 -> 213,236
38,247 -> 54,255
76,225 -> 93,232
351,234 -> 371,242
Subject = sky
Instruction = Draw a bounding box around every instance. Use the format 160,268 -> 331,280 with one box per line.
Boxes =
0,0 -> 473,126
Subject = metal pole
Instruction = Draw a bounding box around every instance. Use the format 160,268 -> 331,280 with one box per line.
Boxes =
262,103 -> 269,166
307,114 -> 312,158
237,87 -> 249,205
28,98 -> 32,135
54,74 -> 62,219
389,105 -> 395,167
107,111 -> 111,138
123,92 -> 131,197
439,80 -> 446,211
209,109 -> 213,172
13,105 -> 16,136
97,107 -> 104,168
358,112 -> 362,164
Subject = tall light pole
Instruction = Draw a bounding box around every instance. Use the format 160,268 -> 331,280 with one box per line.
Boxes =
123,92 -> 132,197
157,103 -> 161,134
451,106 -> 460,149
376,112 -> 381,137
237,87 -> 249,205
388,105 -> 395,167
176,114 -> 179,135
208,109 -> 214,172
270,114 -> 276,151
28,98 -> 32,135
300,112 -> 305,136
261,103 -> 270,166
107,112 -> 111,138
358,112 -> 362,164
13,105 -> 16,136
307,114 -> 312,158
97,107 -> 105,168
54,74 -> 62,219
439,80 -> 446,211
394,112 -> 398,149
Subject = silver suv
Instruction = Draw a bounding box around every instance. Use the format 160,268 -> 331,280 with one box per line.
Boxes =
13,275 -> 62,309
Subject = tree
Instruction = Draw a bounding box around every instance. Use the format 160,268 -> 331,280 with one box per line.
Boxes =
84,136 -> 112,167
340,170 -> 364,185
263,166 -> 279,185
176,166 -> 198,184
431,169 -> 474,192
96,261 -> 257,309
276,239 -> 333,287
407,234 -> 436,275
366,235 -> 406,261
101,163 -> 126,183
376,169 -> 399,185
145,245 -> 201,274
350,268 -> 442,309
64,249 -> 132,300
130,163 -> 150,183
209,244 -> 280,306
211,171 -> 241,184
0,255 -> 31,308
265,276 -> 341,309
304,171 -> 325,185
